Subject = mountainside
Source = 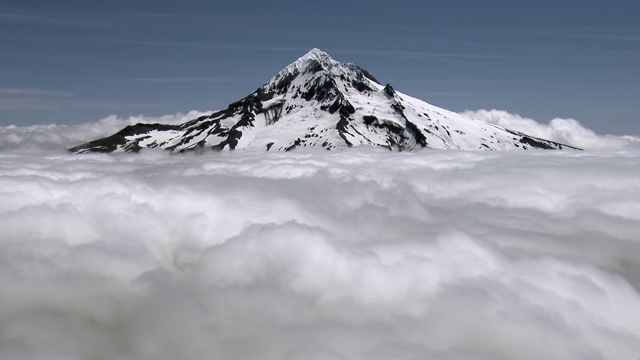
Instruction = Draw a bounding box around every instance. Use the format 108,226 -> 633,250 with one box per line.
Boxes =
70,49 -> 580,153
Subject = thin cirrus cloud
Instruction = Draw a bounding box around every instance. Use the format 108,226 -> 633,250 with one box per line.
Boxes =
0,97 -> 160,113
0,10 -> 76,25
0,138 -> 639,359
68,38 -> 308,53
0,9 -> 111,29
0,88 -> 160,114
101,77 -> 257,83
0,88 -> 74,97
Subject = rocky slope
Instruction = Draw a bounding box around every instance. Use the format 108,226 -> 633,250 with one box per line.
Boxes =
70,49 -> 580,153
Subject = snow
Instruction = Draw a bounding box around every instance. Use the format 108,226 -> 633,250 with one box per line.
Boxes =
71,49 -> 581,154
261,95 -> 285,109
134,130 -> 182,148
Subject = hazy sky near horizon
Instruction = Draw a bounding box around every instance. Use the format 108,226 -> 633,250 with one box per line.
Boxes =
1,0 -> 639,135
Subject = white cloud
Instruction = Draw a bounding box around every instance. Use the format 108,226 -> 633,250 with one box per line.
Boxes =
0,111 -> 208,153
463,109 -> 640,150
3,108 -> 638,154
0,146 -> 639,359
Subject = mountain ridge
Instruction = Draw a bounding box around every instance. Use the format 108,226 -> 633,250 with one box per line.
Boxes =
70,49 -> 581,153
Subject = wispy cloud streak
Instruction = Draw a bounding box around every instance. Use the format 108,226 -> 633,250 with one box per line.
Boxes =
0,10 -> 109,28
101,77 -> 257,83
0,88 -> 74,97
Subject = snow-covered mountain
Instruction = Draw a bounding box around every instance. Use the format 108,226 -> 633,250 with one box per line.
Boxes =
70,49 -> 580,153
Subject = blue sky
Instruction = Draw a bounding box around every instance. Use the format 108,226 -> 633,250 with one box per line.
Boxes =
1,0 -> 638,135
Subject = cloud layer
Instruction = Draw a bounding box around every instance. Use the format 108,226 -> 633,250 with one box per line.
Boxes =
0,111 -> 208,153
2,109 -> 639,154
463,109 -> 640,150
1,145 -> 639,359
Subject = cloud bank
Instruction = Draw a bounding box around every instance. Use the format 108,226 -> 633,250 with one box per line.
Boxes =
463,109 -> 640,150
2,109 -> 639,154
1,146 -> 639,359
0,111 -> 208,153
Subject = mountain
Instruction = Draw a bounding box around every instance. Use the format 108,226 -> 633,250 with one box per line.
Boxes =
70,48 -> 580,153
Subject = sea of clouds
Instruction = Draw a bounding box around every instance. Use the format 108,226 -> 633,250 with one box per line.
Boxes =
1,111 -> 639,359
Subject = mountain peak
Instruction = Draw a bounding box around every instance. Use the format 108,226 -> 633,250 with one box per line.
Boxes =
70,49 -> 582,154
299,48 -> 332,62
270,48 -> 378,92
278,48 -> 339,77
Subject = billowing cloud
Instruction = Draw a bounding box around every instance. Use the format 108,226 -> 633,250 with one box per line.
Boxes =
3,109 -> 639,153
463,109 -> 640,150
1,144 -> 639,359
0,111 -> 208,153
